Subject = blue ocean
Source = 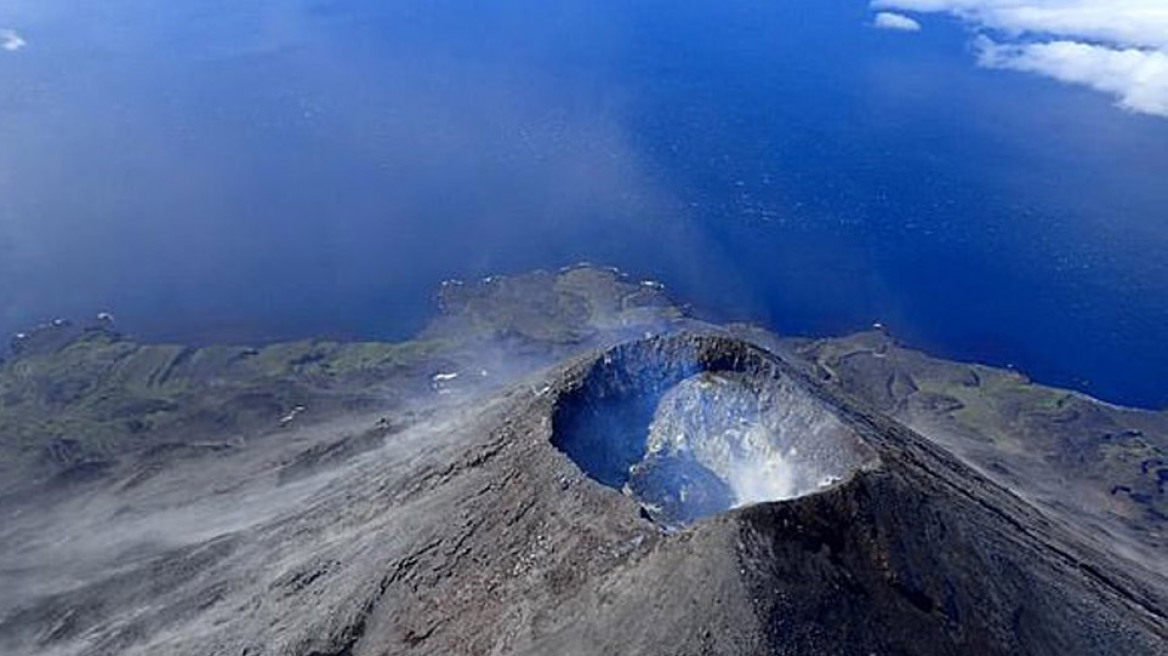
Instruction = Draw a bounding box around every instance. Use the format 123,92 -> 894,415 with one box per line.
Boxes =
1,1 -> 1166,407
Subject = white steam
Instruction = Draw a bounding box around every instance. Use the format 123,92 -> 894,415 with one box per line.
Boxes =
644,372 -> 867,511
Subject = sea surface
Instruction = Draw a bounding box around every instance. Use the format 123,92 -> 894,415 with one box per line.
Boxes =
1,1 -> 1166,407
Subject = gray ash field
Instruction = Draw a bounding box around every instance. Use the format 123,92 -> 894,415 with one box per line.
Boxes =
0,267 -> 1165,655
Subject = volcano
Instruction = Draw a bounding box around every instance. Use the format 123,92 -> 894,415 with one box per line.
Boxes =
0,268 -> 1164,655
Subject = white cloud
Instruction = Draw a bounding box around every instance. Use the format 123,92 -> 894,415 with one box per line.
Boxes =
873,0 -> 1168,48
870,0 -> 1168,118
977,37 -> 1168,116
1,28 -> 26,52
874,12 -> 923,32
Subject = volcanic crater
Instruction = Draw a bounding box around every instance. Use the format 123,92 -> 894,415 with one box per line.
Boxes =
551,335 -> 878,527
